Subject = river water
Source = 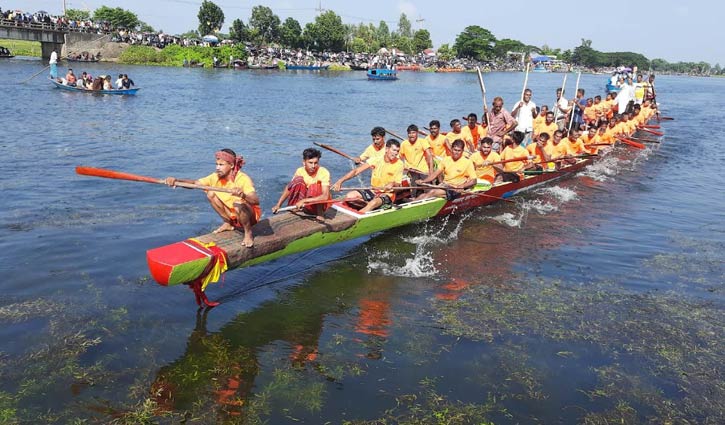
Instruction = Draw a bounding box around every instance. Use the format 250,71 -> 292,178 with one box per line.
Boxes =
1,58 -> 723,423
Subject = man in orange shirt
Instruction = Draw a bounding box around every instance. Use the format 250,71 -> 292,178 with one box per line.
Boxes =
526,132 -> 553,169
423,120 -> 448,158
561,128 -> 587,155
470,137 -> 502,183
354,126 -> 387,164
460,113 -> 487,151
166,148 -> 261,247
272,148 -> 331,219
414,139 -> 477,201
534,111 -> 558,142
532,105 -> 549,135
333,139 -> 405,213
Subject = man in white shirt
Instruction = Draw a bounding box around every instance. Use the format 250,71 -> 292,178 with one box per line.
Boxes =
49,50 -> 58,79
115,74 -> 124,89
553,87 -> 570,130
616,77 -> 635,114
512,88 -> 537,147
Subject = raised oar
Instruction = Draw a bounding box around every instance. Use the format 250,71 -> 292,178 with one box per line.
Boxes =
75,166 -> 238,194
615,136 -> 646,149
520,62 -> 530,102
567,71 -> 582,132
313,142 -> 358,163
639,127 -> 664,136
418,182 -> 514,203
476,66 -> 489,126
20,65 -> 51,84
554,72 -> 568,122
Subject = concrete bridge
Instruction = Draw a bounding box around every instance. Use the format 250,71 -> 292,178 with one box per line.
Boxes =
0,19 -> 67,59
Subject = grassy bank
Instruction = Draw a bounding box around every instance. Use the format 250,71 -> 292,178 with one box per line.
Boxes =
119,44 -> 246,67
0,39 -> 41,57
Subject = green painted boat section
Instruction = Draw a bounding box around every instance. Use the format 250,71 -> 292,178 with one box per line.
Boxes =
167,256 -> 212,287
239,199 -> 446,269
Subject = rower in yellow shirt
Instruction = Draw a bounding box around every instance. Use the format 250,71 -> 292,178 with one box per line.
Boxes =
470,137 -> 501,184
533,111 -> 558,142
413,139 -> 477,201
497,131 -> 532,183
526,132 -> 554,168
333,139 -> 405,213
423,120 -> 449,158
354,126 -> 387,164
532,105 -> 548,136
272,148 -> 331,219
400,124 -> 434,182
445,119 -> 466,154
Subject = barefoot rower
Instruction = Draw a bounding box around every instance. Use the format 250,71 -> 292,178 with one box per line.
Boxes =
165,149 -> 260,247
414,139 -> 477,201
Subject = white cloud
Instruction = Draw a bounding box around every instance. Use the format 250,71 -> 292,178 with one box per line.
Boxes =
398,1 -> 418,18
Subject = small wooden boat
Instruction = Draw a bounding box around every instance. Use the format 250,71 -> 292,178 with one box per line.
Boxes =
50,78 -> 140,95
248,63 -> 278,70
0,46 -> 13,58
435,67 -> 465,73
396,65 -> 420,71
146,156 -> 594,305
66,55 -> 100,62
285,64 -> 329,71
532,63 -> 549,73
367,68 -> 398,80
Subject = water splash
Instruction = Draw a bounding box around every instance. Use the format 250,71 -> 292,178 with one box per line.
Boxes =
491,212 -> 524,228
367,249 -> 438,277
535,186 -> 579,203
579,156 -> 621,182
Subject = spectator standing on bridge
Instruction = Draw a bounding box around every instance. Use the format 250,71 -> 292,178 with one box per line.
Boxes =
49,50 -> 58,79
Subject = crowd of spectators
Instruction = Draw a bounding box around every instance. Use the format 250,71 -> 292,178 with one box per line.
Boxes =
1,7 -> 112,33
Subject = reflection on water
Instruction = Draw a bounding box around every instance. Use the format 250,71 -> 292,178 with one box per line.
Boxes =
0,60 -> 723,423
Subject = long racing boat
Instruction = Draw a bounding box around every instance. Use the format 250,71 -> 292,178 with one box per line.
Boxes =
146,156 -> 595,306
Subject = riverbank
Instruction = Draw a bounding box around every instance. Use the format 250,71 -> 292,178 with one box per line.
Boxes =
0,39 -> 40,56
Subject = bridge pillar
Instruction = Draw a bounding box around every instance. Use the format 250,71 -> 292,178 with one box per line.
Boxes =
41,42 -> 64,61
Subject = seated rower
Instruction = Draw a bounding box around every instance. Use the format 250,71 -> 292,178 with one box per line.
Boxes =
445,119 -> 465,154
550,129 -> 575,166
332,139 -> 405,213
272,148 -> 331,220
65,68 -> 77,87
496,131 -> 533,183
527,132 -> 553,170
400,124 -> 434,184
166,148 -> 260,247
470,137 -> 501,184
424,120 -> 449,159
353,126 -> 387,164
561,128 -> 586,155
413,139 -> 477,201
579,125 -> 600,154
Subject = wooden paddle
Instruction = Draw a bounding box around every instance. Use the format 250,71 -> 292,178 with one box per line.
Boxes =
626,136 -> 660,144
418,182 -> 514,203
615,136 -> 646,149
639,124 -> 660,129
639,127 -> 663,136
385,129 -> 405,140
313,142 -> 358,163
20,65 -> 51,84
338,186 -> 430,191
275,198 -> 345,213
567,71 -> 582,132
531,153 -> 597,166
75,166 -> 238,194
657,116 -> 674,121
476,67 -> 489,126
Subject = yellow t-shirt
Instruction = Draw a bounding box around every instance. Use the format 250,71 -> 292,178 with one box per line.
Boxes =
369,156 -> 404,189
293,166 -> 330,187
561,138 -> 586,155
400,139 -> 432,173
532,115 -> 546,132
359,144 -> 385,162
425,133 -> 449,158
444,131 -> 465,148
501,145 -> 529,172
198,171 -> 256,210
440,155 -> 476,186
470,151 -> 501,181
535,122 -> 558,139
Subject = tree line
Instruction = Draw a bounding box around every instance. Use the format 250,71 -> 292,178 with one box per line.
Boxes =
67,2 -> 721,75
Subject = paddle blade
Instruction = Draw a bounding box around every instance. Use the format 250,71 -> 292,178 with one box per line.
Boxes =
640,124 -> 661,129
640,127 -> 664,136
76,166 -> 163,184
658,116 -> 674,121
616,137 -> 645,150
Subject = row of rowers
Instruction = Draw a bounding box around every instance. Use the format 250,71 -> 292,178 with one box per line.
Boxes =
163,97 -> 656,248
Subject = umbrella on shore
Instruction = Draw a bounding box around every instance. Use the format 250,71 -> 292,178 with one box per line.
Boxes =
202,35 -> 219,43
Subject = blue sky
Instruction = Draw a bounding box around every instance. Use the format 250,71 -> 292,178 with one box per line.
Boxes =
12,0 -> 721,64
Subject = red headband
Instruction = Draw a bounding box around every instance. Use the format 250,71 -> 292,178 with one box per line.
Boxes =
215,151 -> 245,181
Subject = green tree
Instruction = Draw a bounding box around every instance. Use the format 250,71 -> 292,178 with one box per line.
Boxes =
181,29 -> 200,39
397,13 -> 412,38
391,33 -> 413,55
229,18 -> 251,43
138,21 -> 154,33
65,8 -> 90,21
197,0 -> 224,35
436,44 -> 457,61
279,17 -> 302,48
412,29 -> 432,53
377,21 -> 391,47
493,38 -> 526,59
249,5 -> 281,45
302,10 -> 346,51
453,25 -> 496,60
93,6 -> 139,29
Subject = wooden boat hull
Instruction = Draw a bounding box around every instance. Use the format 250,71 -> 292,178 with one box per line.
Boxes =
50,78 -> 140,95
146,158 -> 592,287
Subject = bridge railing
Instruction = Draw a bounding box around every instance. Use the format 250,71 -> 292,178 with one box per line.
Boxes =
0,18 -> 113,35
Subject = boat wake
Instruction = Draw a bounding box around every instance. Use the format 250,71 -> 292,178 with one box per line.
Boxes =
535,186 -> 579,203
579,156 -> 621,182
366,212 -> 474,278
